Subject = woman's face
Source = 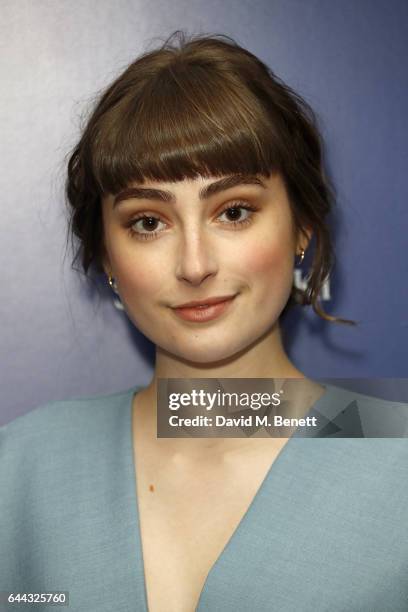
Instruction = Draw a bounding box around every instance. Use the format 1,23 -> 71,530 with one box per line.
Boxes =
101,172 -> 307,363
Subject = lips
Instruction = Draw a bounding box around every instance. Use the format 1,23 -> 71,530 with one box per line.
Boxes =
173,295 -> 236,309
171,295 -> 237,323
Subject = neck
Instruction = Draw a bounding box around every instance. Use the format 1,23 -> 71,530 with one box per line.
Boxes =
132,322 -> 324,461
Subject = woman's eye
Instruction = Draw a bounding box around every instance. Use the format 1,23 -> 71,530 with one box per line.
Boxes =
217,205 -> 255,225
127,215 -> 167,240
127,203 -> 257,240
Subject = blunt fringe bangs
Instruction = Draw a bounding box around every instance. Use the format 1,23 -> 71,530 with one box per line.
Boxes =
66,30 -> 356,326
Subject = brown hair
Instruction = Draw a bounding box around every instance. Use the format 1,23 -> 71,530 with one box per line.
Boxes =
66,30 -> 356,325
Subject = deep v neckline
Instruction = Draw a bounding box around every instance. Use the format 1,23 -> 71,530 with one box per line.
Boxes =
126,383 -> 336,612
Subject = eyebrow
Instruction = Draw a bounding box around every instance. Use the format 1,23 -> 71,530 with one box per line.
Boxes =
112,174 -> 267,208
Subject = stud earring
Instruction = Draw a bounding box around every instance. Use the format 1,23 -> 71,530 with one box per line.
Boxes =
297,249 -> 305,265
107,275 -> 124,310
108,275 -> 118,293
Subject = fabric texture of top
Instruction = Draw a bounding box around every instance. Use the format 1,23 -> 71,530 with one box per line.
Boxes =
1,384 -> 408,611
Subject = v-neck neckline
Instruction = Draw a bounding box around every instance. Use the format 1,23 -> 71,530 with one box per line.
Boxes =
125,382 -> 338,612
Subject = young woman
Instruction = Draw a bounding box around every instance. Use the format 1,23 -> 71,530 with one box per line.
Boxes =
1,32 -> 407,612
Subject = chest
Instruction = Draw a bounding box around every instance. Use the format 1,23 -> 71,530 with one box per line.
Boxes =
133,444 -> 285,612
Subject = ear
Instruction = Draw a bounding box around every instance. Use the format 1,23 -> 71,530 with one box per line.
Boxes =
100,246 -> 112,278
296,227 -> 313,254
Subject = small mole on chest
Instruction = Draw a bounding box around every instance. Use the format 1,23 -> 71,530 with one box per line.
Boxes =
149,484 -> 155,492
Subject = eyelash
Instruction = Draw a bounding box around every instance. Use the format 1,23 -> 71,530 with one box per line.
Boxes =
125,202 -> 259,241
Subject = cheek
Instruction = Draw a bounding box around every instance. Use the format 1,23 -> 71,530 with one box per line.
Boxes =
113,253 -> 165,298
241,240 -> 293,277
239,233 -> 295,315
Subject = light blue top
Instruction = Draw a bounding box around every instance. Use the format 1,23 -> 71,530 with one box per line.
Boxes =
1,384 -> 408,611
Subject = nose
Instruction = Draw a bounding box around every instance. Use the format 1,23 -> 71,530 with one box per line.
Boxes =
175,229 -> 218,286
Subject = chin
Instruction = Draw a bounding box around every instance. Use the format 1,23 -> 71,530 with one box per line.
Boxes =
159,335 -> 254,366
